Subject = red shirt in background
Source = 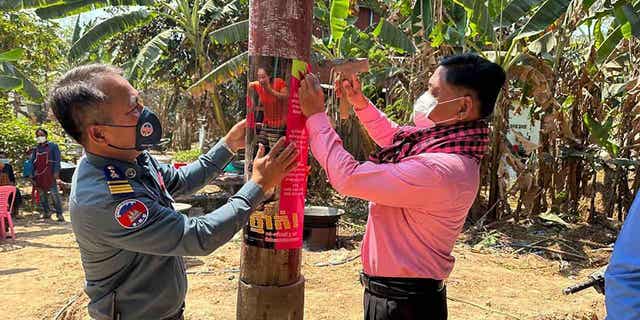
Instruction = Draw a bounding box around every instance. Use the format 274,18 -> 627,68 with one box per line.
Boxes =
250,78 -> 288,127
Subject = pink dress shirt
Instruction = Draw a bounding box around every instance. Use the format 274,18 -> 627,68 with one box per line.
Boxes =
306,102 -> 481,280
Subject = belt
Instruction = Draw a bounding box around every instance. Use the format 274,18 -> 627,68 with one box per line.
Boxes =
360,272 -> 445,299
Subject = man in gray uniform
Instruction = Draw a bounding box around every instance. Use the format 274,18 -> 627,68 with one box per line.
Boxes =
47,64 -> 299,320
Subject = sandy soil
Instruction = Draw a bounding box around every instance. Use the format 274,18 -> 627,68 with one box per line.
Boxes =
0,208 -> 609,320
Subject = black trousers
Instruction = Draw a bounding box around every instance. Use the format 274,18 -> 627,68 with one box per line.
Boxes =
362,274 -> 447,320
161,304 -> 184,320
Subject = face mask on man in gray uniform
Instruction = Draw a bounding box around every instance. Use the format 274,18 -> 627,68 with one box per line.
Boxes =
96,106 -> 163,151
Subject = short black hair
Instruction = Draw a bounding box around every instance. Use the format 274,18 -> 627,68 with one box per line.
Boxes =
438,53 -> 506,119
35,128 -> 48,136
47,64 -> 123,143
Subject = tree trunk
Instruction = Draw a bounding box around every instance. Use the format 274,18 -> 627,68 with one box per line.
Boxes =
211,86 -> 229,133
237,0 -> 313,319
588,166 -> 597,223
603,167 -> 617,219
487,90 -> 508,222
567,81 -> 584,215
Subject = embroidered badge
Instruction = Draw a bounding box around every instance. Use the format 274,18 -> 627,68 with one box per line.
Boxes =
140,122 -> 154,137
125,168 -> 137,179
104,165 -> 121,179
114,199 -> 149,229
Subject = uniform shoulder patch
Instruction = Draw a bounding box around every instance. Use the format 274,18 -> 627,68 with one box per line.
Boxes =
104,165 -> 123,180
114,199 -> 149,229
103,165 -> 134,196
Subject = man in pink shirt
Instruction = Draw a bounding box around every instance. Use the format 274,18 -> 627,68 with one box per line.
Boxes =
299,54 -> 506,319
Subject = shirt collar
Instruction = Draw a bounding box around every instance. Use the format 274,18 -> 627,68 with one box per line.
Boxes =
85,152 -> 148,180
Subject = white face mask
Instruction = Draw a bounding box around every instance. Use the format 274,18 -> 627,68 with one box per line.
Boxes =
0,159 -> 8,165
36,136 -> 47,144
411,91 -> 466,128
412,92 -> 438,128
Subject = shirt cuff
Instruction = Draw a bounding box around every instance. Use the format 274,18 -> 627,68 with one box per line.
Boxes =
204,139 -> 235,170
233,180 -> 265,209
354,100 -> 380,122
305,112 -> 333,139
219,138 -> 236,155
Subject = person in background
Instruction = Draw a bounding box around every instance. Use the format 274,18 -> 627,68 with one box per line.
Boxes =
249,67 -> 289,153
30,128 -> 64,222
0,152 -> 22,227
299,53 -> 506,320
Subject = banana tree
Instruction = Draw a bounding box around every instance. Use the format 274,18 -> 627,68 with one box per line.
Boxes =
437,0 -> 578,221
0,48 -> 44,103
328,0 -> 417,55
449,0 -> 640,221
312,0 -> 423,160
3,0 -> 249,133
124,0 -> 248,132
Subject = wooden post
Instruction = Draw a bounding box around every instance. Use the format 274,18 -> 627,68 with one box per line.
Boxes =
237,0 -> 313,319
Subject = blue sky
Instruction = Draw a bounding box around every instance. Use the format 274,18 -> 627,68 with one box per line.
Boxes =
55,6 -> 143,36
56,8 -> 108,29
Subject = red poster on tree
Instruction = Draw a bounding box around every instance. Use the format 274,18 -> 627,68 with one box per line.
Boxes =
244,57 -> 310,250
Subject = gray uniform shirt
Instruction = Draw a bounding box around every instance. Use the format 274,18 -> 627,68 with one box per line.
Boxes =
69,140 -> 263,320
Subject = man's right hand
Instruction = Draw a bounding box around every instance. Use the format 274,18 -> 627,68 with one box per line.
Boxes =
336,74 -> 368,111
251,137 -> 298,191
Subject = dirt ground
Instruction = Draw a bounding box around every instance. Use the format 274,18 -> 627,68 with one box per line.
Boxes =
1,204 -> 611,320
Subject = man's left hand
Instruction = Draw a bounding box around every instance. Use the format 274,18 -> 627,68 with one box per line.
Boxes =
299,73 -> 326,117
224,119 -> 247,153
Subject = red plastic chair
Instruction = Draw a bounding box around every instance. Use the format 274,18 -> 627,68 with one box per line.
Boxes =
0,185 -> 17,240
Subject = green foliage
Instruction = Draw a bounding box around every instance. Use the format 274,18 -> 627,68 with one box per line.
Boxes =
411,0 -> 433,38
1,62 -> 44,102
0,0 -> 61,10
127,29 -> 174,82
329,0 -> 350,43
189,51 -> 248,91
583,113 -> 620,157
209,19 -> 248,45
429,22 -> 447,47
68,9 -> 154,62
34,0 -> 155,19
613,1 -> 640,39
453,0 -> 494,41
516,0 -> 572,37
0,12 -> 67,75
383,97 -> 412,124
0,48 -> 25,62
373,19 -> 417,53
495,0 -> 541,26
0,106 -> 34,162
0,11 -> 67,102
0,75 -> 22,91
174,148 -> 202,162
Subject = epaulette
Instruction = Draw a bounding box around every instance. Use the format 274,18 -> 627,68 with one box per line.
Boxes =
103,164 -> 134,196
